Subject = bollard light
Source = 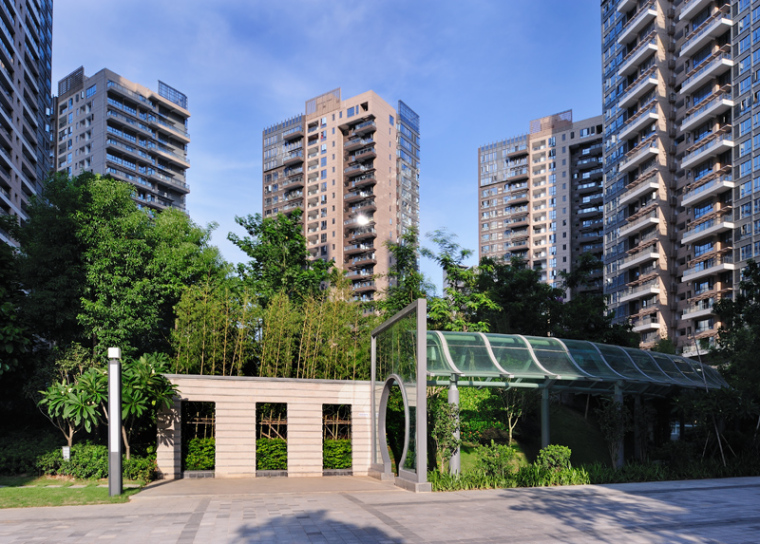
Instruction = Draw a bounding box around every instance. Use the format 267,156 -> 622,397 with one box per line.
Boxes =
108,347 -> 122,497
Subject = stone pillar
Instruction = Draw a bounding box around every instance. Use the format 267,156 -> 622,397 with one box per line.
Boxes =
614,383 -> 624,469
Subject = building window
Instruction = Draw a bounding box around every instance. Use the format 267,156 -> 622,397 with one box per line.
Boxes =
85,84 -> 96,98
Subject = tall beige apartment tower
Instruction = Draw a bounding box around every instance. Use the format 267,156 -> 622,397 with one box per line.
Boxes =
602,0 -> 680,350
602,0 -> 737,355
262,89 -> 420,302
54,67 -> 191,213
0,0 -> 53,245
478,111 -> 604,297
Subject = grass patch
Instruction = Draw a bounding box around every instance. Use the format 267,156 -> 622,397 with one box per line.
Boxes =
0,476 -> 142,508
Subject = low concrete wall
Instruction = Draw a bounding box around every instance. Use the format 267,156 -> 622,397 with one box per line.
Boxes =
156,375 -> 372,479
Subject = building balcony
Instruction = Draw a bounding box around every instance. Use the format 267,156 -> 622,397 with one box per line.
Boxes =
282,149 -> 304,166
619,105 -> 659,141
619,138 -> 659,173
617,0 -> 637,12
347,174 -> 377,189
618,70 -> 658,109
682,300 -> 715,321
346,201 -> 377,215
347,227 -> 376,242
681,216 -> 734,245
351,281 -> 376,294
618,1 -> 657,45
679,0 -> 711,21
345,164 -> 375,177
680,53 -> 733,95
346,254 -> 377,269
619,178 -> 659,206
620,280 -> 661,304
619,248 -> 660,271
679,10 -> 732,58
619,209 -> 659,238
681,175 -> 733,207
351,147 -> 376,162
618,36 -> 657,77
344,190 -> 373,203
352,120 -> 377,136
682,255 -> 735,281
680,93 -> 733,132
631,315 -> 661,333
282,126 -> 303,141
681,133 -> 734,170
344,137 -> 373,152
344,243 -> 375,256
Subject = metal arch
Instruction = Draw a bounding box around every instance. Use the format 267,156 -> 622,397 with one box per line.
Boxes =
515,334 -> 559,379
477,332 -> 513,376
587,342 -> 630,381
617,345 -> 664,384
625,348 -> 681,386
552,337 -> 602,380
433,331 -> 465,376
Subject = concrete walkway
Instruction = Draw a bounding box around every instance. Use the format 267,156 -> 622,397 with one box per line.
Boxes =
1,476 -> 759,543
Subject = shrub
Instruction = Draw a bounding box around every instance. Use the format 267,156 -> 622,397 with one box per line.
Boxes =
123,455 -> 156,482
536,444 -> 572,471
0,431 -> 61,475
474,440 -> 517,478
35,443 -> 156,481
256,438 -> 287,470
323,439 -> 351,469
185,437 -> 215,470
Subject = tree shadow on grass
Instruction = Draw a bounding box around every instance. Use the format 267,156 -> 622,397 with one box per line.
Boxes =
232,508 -> 403,544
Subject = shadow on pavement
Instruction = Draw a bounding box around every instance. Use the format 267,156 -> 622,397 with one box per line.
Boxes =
231,508 -> 403,544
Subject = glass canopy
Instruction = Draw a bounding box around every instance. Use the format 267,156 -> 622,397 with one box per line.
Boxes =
426,331 -> 728,393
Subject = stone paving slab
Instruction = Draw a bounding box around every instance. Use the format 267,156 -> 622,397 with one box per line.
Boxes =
0,476 -> 759,543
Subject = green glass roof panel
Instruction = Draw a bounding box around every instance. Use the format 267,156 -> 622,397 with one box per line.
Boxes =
439,331 -> 502,375
622,348 -> 676,384
561,339 -> 624,380
594,344 -> 648,381
698,363 -> 729,388
524,336 -> 588,377
426,332 -> 454,374
668,355 -> 710,386
647,353 -> 695,386
484,334 -> 546,375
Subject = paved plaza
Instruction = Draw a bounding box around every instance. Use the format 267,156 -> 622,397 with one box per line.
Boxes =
0,476 -> 759,543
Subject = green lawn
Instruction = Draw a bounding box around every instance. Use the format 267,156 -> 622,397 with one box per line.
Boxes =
0,476 -> 142,508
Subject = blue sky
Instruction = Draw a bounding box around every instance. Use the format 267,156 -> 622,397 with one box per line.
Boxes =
52,0 -> 602,293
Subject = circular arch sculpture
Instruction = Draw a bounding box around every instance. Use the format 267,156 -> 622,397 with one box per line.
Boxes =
377,374 -> 410,475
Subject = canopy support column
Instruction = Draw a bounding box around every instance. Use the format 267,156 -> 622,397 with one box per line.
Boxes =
541,380 -> 554,449
448,375 -> 460,475
614,382 -> 624,469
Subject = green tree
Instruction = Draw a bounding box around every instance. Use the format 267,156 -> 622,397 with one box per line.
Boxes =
423,230 -> 498,332
379,227 -> 431,317
229,210 -> 334,307
0,216 -> 27,377
14,173 -> 88,346
76,175 -> 222,357
476,256 -> 559,336
553,254 -> 638,346
714,260 -> 760,399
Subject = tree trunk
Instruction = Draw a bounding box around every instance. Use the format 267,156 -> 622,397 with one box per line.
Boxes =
122,425 -> 131,460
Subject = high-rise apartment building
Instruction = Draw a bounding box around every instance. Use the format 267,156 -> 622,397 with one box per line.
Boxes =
674,0 -> 733,356
0,0 -> 53,244
262,89 -> 420,302
54,67 -> 190,213
601,0 -> 739,355
602,0 -> 680,350
478,111 -> 604,296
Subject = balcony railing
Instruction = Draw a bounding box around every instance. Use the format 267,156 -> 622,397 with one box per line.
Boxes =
680,52 -> 732,92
